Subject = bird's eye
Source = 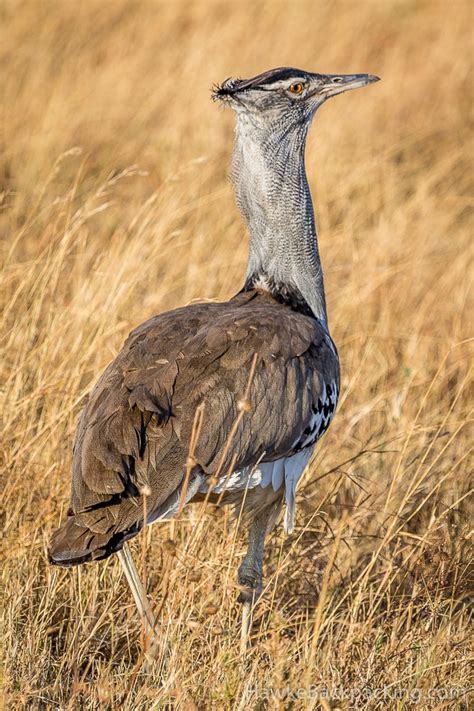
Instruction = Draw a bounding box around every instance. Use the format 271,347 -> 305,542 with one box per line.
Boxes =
288,82 -> 304,95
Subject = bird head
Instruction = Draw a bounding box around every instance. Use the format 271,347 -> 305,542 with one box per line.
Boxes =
213,67 -> 379,130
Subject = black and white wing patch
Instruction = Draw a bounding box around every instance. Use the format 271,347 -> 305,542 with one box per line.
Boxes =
294,380 -> 339,450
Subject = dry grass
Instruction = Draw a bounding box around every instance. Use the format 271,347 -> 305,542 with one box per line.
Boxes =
1,1 -> 473,708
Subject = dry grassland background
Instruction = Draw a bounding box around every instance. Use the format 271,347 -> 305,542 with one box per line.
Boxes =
1,1 -> 473,709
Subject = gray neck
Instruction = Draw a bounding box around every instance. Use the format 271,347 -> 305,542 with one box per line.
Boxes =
232,114 -> 327,323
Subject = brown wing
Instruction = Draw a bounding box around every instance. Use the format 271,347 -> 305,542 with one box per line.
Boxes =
49,290 -> 339,564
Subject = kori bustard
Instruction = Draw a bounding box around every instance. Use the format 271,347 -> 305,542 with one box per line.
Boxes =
50,67 -> 379,648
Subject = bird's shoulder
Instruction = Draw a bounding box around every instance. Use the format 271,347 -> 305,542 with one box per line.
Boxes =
125,289 -> 331,362
82,288 -> 338,420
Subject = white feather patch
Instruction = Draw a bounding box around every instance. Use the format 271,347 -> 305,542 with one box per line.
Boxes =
199,466 -> 263,494
148,471 -> 205,524
199,447 -> 314,534
283,448 -> 313,533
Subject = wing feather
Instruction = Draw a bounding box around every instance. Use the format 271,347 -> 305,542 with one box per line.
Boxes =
67,290 -> 339,553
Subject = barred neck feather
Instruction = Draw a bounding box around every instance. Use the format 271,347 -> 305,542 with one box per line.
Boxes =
232,112 -> 327,324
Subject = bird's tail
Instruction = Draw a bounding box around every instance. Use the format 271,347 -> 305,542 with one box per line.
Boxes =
49,518 -> 159,649
48,512 -> 133,567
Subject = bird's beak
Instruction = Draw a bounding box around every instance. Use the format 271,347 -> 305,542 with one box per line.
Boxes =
313,73 -> 380,99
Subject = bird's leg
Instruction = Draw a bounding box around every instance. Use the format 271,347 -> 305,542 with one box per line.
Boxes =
238,502 -> 280,653
117,542 -> 159,657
